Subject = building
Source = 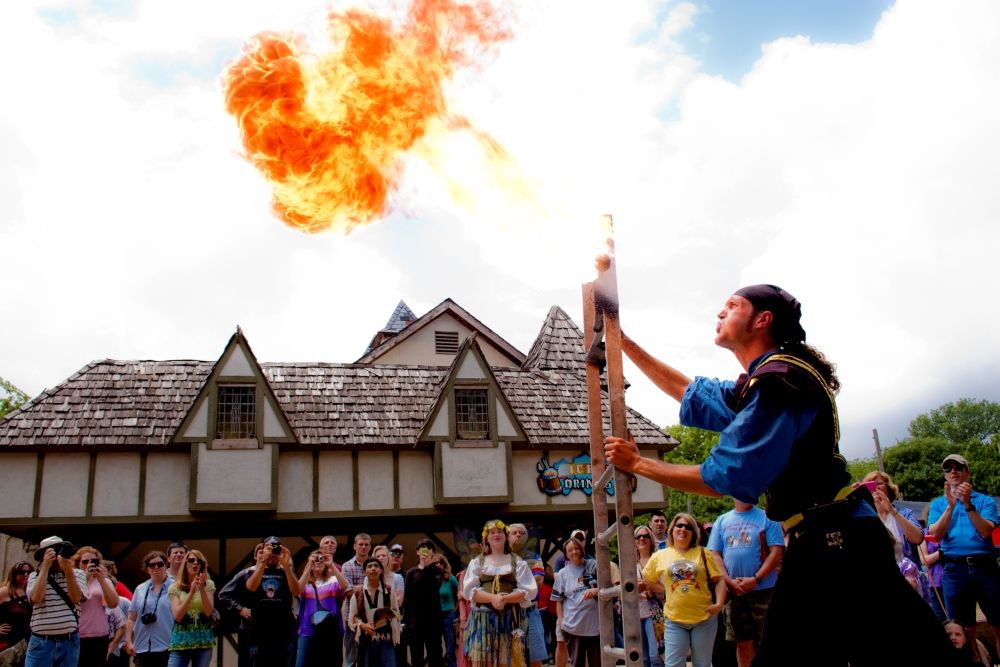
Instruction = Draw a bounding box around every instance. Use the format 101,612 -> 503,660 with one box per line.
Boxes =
0,298 -> 674,654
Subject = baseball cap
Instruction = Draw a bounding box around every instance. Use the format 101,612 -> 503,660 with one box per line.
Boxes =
571,529 -> 586,541
389,544 -> 404,554
942,454 -> 969,469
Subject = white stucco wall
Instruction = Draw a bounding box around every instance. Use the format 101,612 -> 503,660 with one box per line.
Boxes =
318,452 -> 353,512
220,346 -> 254,376
440,442 -> 509,498
144,453 -> 189,516
92,453 -> 140,516
195,444 -> 272,505
398,452 -> 433,508
38,454 -> 89,517
278,452 -> 313,513
512,452 -> 543,506
370,314 -> 519,368
0,454 -> 37,518
358,452 -> 394,510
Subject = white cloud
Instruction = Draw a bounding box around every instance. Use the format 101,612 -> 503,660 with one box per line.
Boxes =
2,0 -> 998,462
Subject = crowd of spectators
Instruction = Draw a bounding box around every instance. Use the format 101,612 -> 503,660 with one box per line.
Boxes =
0,451 -> 996,667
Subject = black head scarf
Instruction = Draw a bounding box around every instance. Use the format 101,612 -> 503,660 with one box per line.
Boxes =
733,284 -> 806,345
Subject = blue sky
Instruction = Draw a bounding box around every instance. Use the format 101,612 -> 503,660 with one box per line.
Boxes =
687,0 -> 894,81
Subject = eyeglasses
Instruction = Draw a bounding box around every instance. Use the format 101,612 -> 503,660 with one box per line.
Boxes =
80,558 -> 100,564
146,561 -> 165,569
673,523 -> 694,532
942,463 -> 967,473
635,534 -> 651,540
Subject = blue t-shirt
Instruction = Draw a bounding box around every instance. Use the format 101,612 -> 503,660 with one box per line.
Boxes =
707,506 -> 784,589
928,490 -> 998,556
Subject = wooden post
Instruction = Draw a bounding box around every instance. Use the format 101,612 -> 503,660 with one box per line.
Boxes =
582,216 -> 642,667
872,428 -> 886,473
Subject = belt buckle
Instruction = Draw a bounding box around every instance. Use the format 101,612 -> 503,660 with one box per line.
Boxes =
825,531 -> 844,550
965,556 -> 978,566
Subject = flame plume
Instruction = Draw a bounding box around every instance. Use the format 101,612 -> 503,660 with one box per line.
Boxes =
223,0 -> 511,233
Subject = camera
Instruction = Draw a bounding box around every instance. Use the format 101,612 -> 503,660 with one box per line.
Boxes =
268,541 -> 281,553
55,544 -> 76,559
140,612 -> 158,625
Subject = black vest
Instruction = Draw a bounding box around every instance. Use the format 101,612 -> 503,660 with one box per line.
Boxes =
730,353 -> 850,522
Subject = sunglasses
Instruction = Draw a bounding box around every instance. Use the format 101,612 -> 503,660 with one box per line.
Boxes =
146,561 -> 166,569
673,523 -> 694,532
80,558 -> 100,565
942,463 -> 967,473
635,534 -> 651,540
186,557 -> 204,564
17,569 -> 32,575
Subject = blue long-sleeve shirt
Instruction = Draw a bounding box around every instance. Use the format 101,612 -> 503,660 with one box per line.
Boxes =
683,353 -> 870,521
683,355 -> 818,504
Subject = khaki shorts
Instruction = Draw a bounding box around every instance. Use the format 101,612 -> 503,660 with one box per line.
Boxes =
725,587 -> 773,642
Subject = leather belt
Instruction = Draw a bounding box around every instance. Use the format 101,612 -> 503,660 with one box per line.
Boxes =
939,554 -> 996,567
32,632 -> 76,641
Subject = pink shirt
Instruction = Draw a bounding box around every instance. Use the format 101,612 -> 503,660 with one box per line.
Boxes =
78,577 -> 109,638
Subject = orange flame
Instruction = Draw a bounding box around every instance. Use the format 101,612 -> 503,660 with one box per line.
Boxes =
223,0 -> 511,233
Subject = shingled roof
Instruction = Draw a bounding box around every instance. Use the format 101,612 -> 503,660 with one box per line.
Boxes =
0,304 -> 674,450
523,306 -> 586,371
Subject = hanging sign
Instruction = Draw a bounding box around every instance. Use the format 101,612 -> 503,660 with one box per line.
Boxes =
536,454 -> 635,497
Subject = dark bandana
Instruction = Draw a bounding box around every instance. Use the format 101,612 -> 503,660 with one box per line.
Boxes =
733,284 -> 806,345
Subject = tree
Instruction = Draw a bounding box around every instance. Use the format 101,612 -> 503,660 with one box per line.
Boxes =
908,398 -> 1000,445
880,399 -> 1000,501
651,425 -> 732,525
0,376 -> 28,420
846,457 -> 878,482
883,437 -> 954,501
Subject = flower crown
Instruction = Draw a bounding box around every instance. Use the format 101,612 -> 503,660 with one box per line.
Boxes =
482,520 -> 508,541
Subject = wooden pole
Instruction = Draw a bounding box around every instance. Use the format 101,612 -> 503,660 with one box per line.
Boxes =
872,428 -> 886,473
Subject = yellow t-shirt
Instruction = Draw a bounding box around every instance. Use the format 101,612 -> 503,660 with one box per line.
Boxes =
642,546 -> 720,625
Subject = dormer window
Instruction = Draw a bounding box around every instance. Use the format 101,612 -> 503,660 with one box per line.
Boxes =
435,331 -> 459,355
455,387 -> 489,440
216,385 -> 256,440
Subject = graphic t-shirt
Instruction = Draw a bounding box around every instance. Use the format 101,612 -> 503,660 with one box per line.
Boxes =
642,546 -> 720,625
707,506 -> 784,589
551,560 -> 599,637
250,567 -> 294,644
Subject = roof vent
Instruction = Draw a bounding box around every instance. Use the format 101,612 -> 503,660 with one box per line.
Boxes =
435,331 -> 459,355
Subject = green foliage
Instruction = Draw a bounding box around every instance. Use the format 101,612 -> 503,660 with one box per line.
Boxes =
0,376 -> 28,420
908,398 -> 1000,444
880,399 -> 1000,501
883,437 -> 954,501
846,457 -> 878,482
657,425 -> 733,526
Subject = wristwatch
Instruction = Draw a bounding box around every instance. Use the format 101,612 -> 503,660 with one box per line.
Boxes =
964,503 -> 976,512
753,575 -> 761,585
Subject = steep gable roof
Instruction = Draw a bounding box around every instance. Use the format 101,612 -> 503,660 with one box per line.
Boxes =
364,300 -> 418,354
418,334 -> 528,443
174,328 -> 296,443
523,306 -> 587,371
356,298 -> 526,366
